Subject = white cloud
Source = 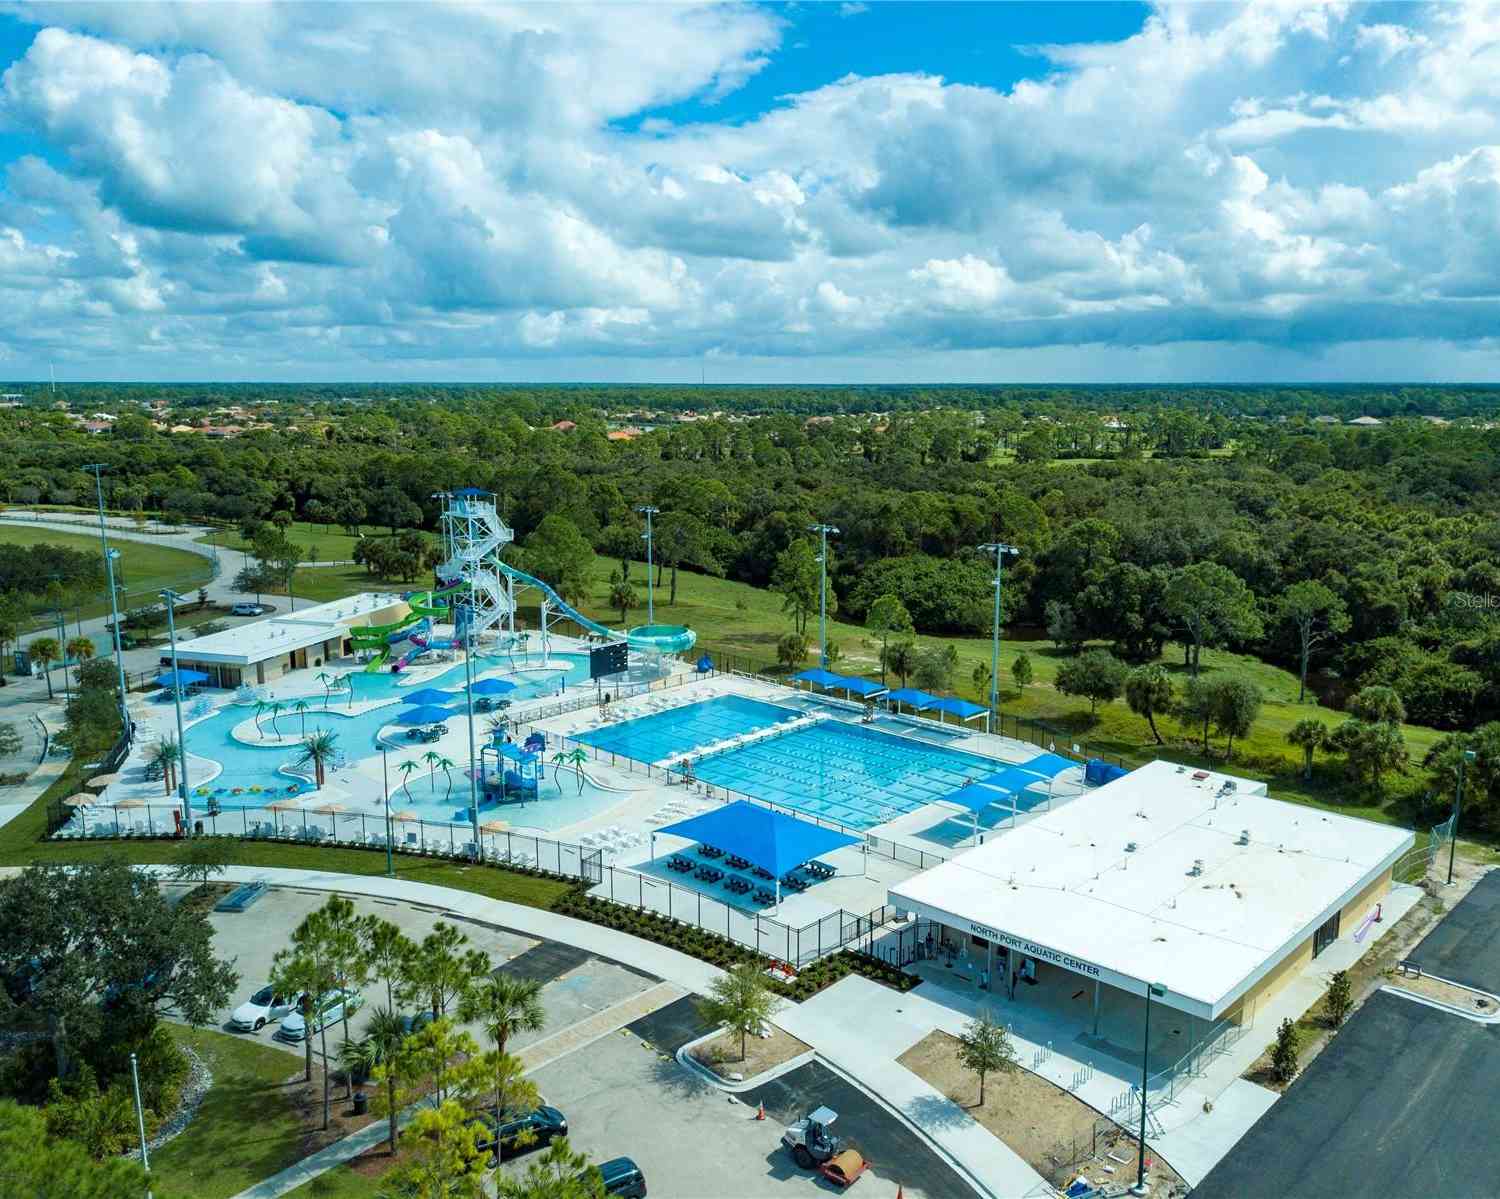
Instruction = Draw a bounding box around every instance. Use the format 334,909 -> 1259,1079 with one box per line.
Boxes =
1,1 -> 1500,377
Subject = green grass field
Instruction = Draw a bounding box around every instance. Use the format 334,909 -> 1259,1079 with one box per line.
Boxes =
1,524 -> 215,632
149,1027 -> 309,1199
200,522 -> 371,564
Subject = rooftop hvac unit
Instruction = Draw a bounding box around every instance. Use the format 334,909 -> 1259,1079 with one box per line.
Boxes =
1236,829 -> 1250,846
1125,841 -> 1138,853
1188,859 -> 1204,877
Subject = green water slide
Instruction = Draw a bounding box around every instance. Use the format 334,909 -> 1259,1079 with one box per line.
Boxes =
347,585 -> 464,652
363,649 -> 390,673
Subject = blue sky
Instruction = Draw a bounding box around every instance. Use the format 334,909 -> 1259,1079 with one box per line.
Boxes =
1,1 -> 1499,383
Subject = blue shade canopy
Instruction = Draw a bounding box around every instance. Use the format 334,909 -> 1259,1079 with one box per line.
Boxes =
497,742 -> 538,763
656,800 -> 859,879
885,688 -> 938,709
401,687 -> 459,705
978,765 -> 1048,796
792,667 -> 845,687
156,668 -> 208,687
930,697 -> 988,719
471,678 -> 517,695
1021,752 -> 1080,778
452,486 -> 489,497
940,782 -> 1012,814
392,705 -> 456,726
841,677 -> 888,698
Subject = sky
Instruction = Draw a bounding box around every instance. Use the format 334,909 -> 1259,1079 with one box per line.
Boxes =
1,1 -> 1499,383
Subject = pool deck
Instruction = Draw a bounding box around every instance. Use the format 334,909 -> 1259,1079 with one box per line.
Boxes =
74,640 -> 1096,936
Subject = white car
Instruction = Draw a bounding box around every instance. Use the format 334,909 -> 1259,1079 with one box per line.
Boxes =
228,985 -> 305,1032
231,602 -> 264,616
274,988 -> 364,1042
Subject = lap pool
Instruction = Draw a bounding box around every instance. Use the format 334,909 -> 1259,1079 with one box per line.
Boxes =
575,695 -> 1008,831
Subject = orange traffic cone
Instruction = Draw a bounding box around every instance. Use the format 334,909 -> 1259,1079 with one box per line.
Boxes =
756,1101 -> 766,1121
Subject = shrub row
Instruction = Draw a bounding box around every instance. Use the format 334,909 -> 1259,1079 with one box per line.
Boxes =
549,886 -> 921,1000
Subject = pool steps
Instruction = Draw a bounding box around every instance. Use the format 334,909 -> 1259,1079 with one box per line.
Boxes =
649,712 -> 828,768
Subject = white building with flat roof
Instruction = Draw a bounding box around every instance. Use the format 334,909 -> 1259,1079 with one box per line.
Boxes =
168,592 -> 409,687
888,759 -> 1412,1024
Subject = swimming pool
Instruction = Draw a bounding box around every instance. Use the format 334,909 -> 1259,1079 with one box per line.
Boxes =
573,694 -> 798,763
693,718 -> 1005,830
183,653 -> 592,806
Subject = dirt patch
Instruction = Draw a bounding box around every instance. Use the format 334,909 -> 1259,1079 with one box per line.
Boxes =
690,1025 -> 810,1082
288,1063 -> 377,1158
898,1030 -> 1187,1196
1387,969 -> 1499,1014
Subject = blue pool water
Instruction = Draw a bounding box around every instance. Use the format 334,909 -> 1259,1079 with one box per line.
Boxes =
573,694 -> 798,763
184,653 -> 596,822
694,719 -> 1004,830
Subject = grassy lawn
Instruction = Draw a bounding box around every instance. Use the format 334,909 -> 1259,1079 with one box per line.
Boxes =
1,524 -> 215,632
0,762 -> 574,910
150,1026 -> 308,1199
202,524 -> 396,565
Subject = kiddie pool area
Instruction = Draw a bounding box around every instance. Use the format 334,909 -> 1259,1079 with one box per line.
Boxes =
171,652 -> 623,830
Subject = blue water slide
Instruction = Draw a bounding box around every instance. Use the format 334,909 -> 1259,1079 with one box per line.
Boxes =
493,561 -> 694,653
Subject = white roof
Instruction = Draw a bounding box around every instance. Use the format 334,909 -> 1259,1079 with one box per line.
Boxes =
889,759 -> 1412,1018
174,592 -> 406,665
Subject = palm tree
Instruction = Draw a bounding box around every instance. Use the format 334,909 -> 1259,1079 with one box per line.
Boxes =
437,756 -> 457,801
252,700 -> 267,737
292,699 -> 311,736
64,636 -> 95,691
296,730 -> 341,788
268,701 -> 284,737
360,1006 -> 409,1153
397,759 -> 419,803
345,676 -> 356,711
422,750 -> 442,794
315,671 -> 334,709
459,976 -> 546,1117
551,751 -> 568,787
567,747 -> 589,794
149,738 -> 181,797
28,636 -> 59,700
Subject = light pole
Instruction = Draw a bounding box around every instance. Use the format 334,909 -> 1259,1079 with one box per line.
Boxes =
809,523 -> 839,668
382,746 -> 394,877
1133,981 -> 1166,1196
978,542 -> 1020,734
85,464 -> 131,734
1447,748 -> 1476,885
130,1051 -> 152,1199
159,589 -> 193,835
636,506 -> 659,625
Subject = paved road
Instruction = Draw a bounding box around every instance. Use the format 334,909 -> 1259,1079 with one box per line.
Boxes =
631,997 -> 975,1199
1195,873 -> 1500,1199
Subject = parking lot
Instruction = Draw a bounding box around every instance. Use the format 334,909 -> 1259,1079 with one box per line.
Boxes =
1195,872 -> 1500,1199
192,887 -> 660,1057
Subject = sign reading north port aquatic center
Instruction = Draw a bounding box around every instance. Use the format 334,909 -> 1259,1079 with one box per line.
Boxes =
968,919 -> 1102,978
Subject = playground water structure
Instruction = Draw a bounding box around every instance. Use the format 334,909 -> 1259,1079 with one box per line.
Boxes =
177,652 -> 631,829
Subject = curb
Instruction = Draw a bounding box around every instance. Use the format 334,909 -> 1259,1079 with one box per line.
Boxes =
674,1025 -> 816,1093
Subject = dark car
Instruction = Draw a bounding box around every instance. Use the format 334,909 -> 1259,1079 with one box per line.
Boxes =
399,1010 -> 435,1037
471,1105 -> 569,1161
596,1157 -> 647,1198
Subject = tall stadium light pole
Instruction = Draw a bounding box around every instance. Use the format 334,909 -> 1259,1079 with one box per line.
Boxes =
978,542 -> 1020,734
130,1051 -> 152,1199
85,465 -> 131,733
159,589 -> 192,835
1133,981 -> 1166,1196
637,506 -> 659,625
809,523 -> 839,668
1447,748 -> 1477,885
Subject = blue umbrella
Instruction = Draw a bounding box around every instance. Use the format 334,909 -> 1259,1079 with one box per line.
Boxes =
392,705 -> 456,726
471,678 -> 517,696
156,668 -> 209,688
400,688 -> 459,705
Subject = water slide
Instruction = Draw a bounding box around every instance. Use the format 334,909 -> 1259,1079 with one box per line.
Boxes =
363,649 -> 389,673
494,562 -> 696,654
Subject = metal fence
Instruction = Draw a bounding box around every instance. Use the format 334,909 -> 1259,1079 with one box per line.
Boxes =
47,795 -> 603,878
1105,1008 -> 1249,1120
593,862 -> 899,965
